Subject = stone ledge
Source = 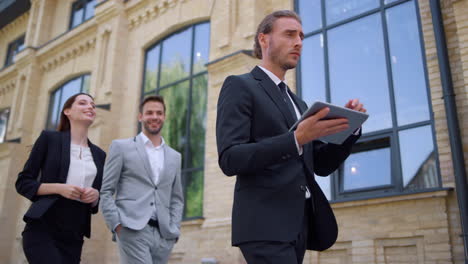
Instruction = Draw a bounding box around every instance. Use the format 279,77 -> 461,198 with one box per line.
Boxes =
332,189 -> 452,209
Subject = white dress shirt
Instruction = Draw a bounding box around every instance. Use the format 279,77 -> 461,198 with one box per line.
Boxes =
139,132 -> 165,220
66,144 -> 97,202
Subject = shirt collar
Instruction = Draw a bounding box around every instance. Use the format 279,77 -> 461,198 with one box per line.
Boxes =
138,132 -> 165,148
258,65 -> 284,86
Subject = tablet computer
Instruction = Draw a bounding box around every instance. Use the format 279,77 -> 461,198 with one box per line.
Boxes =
289,101 -> 369,144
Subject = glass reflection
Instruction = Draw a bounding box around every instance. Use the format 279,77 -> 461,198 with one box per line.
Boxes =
315,174 -> 331,200
301,34 -> 326,105
399,125 -> 438,190
85,0 -> 96,20
184,170 -> 204,218
144,45 -> 160,93
193,23 -> 210,74
343,146 -> 391,191
0,109 -> 9,143
47,91 -> 61,130
384,0 -> 400,4
326,0 -> 379,25
298,0 -> 322,33
72,4 -> 84,28
159,81 -> 190,159
328,13 -> 392,132
160,28 -> 192,86
387,1 -> 430,126
189,75 -> 208,169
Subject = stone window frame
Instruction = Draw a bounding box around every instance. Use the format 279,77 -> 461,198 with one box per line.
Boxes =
295,0 -> 443,201
4,34 -> 25,67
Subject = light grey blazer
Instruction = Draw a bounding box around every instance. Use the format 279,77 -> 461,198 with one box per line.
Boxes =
100,135 -> 184,239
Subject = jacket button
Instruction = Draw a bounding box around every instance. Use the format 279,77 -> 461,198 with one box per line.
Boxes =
155,187 -> 158,190
150,202 -> 154,206
300,185 -> 307,192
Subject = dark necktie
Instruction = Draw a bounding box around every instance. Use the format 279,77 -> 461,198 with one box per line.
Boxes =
278,82 -> 298,121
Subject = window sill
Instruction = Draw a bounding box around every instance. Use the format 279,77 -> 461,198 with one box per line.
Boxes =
331,187 -> 452,209
181,217 -> 204,227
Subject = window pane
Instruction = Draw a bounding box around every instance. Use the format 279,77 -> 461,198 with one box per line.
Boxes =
301,34 -> 326,105
59,78 -> 82,112
72,3 -> 84,28
193,23 -> 210,74
387,1 -> 430,126
144,45 -> 160,93
399,125 -> 438,190
159,81 -> 190,161
160,28 -> 192,86
328,14 -> 392,132
82,75 -> 90,93
315,175 -> 331,200
298,0 -> 322,33
189,74 -> 208,169
85,0 -> 96,20
326,0 -> 379,25
385,0 -> 400,4
184,170 -> 203,218
47,90 -> 61,130
0,109 -> 9,143
343,146 -> 391,191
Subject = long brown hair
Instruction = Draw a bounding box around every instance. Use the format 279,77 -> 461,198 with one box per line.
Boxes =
57,93 -> 94,132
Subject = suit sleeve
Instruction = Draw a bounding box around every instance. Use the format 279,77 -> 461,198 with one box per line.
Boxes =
15,130 -> 49,201
91,149 -> 106,214
100,141 -> 123,232
169,153 -> 184,235
312,130 -> 361,176
216,76 -> 299,176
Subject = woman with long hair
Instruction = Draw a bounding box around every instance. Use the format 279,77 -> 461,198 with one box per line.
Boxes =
16,93 -> 106,264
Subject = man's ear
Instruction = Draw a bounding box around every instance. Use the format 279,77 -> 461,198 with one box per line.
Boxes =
259,33 -> 268,49
137,113 -> 142,122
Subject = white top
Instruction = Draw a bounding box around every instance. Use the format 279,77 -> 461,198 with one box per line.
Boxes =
139,132 -> 165,185
66,144 -> 97,190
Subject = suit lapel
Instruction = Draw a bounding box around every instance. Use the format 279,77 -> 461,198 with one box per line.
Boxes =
59,131 -> 71,183
251,66 -> 296,128
135,135 -> 157,186
288,87 -> 307,115
157,145 -> 172,187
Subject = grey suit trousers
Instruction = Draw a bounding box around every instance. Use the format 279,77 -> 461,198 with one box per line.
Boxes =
116,225 -> 176,264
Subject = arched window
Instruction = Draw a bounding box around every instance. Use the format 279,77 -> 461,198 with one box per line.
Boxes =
297,0 -> 440,200
142,22 -> 210,219
46,74 -> 91,130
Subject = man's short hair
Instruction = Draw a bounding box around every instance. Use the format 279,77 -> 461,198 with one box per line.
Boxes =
140,95 -> 166,113
253,10 -> 302,59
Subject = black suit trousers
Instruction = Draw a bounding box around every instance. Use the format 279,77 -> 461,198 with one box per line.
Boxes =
239,201 -> 311,264
22,220 -> 84,264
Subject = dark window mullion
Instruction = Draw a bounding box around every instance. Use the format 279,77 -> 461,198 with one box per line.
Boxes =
380,2 -> 403,192
81,0 -> 87,24
184,25 -> 196,171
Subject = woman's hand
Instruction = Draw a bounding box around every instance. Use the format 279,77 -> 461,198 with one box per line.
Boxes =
80,187 -> 99,204
57,184 -> 84,200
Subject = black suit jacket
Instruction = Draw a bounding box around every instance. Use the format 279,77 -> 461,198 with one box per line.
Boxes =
16,130 -> 106,238
216,66 -> 360,250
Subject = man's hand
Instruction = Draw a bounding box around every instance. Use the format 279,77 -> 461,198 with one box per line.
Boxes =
295,107 -> 349,146
80,187 -> 99,204
58,184 -> 84,200
345,99 -> 366,113
115,224 -> 122,236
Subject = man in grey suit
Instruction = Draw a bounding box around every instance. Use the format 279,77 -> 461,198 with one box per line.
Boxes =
100,95 -> 184,264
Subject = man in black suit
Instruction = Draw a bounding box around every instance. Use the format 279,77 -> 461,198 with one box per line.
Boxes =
216,10 -> 366,263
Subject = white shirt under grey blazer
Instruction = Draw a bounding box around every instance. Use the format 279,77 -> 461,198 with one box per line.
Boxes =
100,134 -> 184,240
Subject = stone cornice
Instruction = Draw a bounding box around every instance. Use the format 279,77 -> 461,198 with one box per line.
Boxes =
126,0 -> 186,31
0,79 -> 16,96
0,12 -> 29,36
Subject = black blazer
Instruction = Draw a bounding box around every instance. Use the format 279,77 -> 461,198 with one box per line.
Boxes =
16,130 -> 106,238
216,66 -> 360,250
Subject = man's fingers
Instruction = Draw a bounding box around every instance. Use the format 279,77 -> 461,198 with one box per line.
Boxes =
312,107 -> 330,121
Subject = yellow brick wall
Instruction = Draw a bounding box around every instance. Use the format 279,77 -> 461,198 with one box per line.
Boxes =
0,0 -> 467,263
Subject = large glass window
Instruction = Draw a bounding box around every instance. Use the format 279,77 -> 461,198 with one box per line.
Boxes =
298,0 -> 439,200
46,75 -> 90,130
69,0 -> 96,29
142,22 -> 210,219
4,35 -> 25,67
0,108 -> 10,143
